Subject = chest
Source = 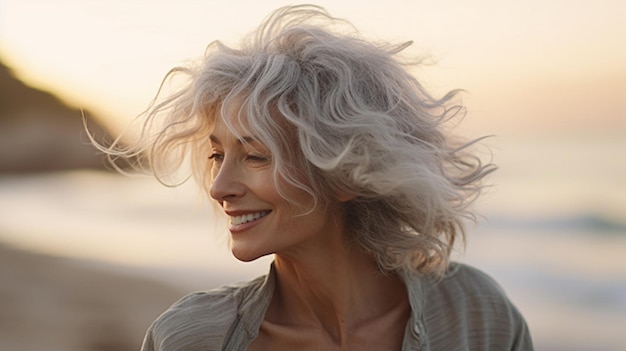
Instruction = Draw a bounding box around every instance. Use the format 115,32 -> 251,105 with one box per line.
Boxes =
246,313 -> 411,351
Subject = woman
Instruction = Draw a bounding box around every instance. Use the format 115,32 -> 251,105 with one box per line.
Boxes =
109,5 -> 533,350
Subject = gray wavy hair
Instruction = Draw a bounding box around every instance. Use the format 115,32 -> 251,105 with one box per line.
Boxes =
104,5 -> 495,276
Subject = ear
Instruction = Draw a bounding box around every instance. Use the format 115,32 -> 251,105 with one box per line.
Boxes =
335,190 -> 356,203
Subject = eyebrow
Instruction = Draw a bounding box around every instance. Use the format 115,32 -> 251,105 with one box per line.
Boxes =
209,134 -> 260,146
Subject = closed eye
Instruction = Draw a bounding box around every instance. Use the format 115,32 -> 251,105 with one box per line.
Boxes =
245,154 -> 270,164
208,152 -> 224,163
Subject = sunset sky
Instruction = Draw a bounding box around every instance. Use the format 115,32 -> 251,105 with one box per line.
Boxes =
0,0 -> 625,136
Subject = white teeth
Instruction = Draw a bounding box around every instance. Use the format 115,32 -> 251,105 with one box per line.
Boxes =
230,211 -> 269,225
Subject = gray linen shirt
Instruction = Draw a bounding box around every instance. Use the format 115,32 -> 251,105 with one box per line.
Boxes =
141,263 -> 533,350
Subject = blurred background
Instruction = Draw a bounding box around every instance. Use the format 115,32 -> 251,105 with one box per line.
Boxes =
0,1 -> 624,350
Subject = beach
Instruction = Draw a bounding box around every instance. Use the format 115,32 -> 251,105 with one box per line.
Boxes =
0,243 -> 183,351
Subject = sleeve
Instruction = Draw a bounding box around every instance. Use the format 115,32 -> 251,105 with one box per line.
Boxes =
140,322 -> 156,351
136,291 -> 237,351
472,268 -> 534,351
424,263 -> 534,350
508,301 -> 534,351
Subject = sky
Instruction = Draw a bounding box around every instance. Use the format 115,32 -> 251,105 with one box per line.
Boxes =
0,0 -> 625,137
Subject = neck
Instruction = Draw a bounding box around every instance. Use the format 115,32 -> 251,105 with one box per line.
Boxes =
268,240 -> 409,345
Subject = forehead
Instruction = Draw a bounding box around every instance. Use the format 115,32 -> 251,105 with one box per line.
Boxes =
208,97 -> 272,150
208,115 -> 256,146
207,93 -> 298,151
209,95 -> 252,135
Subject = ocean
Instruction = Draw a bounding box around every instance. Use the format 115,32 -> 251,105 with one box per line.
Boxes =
1,135 -> 625,350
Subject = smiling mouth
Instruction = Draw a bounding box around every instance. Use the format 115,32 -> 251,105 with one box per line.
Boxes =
230,211 -> 271,225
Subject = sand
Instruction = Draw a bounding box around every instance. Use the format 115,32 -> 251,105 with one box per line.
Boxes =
0,243 -> 186,351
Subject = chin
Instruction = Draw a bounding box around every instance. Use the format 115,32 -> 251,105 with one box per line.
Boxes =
230,245 -> 270,262
232,253 -> 259,262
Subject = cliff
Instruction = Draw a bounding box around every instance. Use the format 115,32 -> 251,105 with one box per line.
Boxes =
0,61 -> 119,173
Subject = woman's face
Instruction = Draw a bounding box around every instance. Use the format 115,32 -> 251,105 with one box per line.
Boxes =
208,109 -> 344,262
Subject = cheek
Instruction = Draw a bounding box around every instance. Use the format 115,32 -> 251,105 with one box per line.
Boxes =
254,177 -> 282,202
207,157 -> 225,181
209,165 -> 217,182
278,185 -> 319,215
204,162 -> 223,198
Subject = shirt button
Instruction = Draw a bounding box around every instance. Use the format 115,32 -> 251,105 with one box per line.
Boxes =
413,323 -> 420,335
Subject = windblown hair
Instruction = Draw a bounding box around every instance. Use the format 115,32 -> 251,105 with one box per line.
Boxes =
104,5 -> 495,277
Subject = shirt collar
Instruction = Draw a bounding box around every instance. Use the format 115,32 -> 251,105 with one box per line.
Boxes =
234,263 -> 427,350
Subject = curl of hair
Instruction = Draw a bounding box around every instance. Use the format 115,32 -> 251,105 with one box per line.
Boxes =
101,5 -> 496,277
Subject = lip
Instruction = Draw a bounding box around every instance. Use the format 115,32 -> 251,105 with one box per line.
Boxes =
225,209 -> 271,233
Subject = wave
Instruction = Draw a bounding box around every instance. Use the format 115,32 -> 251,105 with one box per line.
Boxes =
484,213 -> 626,234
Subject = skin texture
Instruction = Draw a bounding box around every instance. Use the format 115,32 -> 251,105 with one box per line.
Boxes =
209,109 -> 411,350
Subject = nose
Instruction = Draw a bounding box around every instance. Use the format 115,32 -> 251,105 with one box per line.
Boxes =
209,158 -> 246,202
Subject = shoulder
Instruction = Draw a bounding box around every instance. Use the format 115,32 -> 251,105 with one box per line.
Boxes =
141,274 -> 268,351
420,263 -> 513,322
432,262 -> 507,300
420,263 -> 533,350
